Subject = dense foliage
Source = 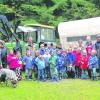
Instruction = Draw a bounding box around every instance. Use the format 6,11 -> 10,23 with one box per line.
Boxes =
0,0 -> 100,26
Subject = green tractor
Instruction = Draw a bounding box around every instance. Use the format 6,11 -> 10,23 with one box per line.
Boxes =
0,14 -> 56,55
0,14 -> 25,54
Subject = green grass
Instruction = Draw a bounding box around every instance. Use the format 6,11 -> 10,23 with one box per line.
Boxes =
0,79 -> 100,100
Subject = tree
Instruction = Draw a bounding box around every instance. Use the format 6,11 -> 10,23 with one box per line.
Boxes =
1,0 -> 100,26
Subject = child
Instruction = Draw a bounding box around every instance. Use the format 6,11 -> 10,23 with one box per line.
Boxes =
33,50 -> 40,80
88,50 -> 98,80
49,52 -> 58,81
73,47 -> 82,78
56,50 -> 64,80
62,50 -> 68,79
39,44 -> 45,55
22,49 -> 34,80
7,50 -> 22,74
35,55 -> 45,81
80,50 -> 88,79
43,49 -> 51,79
67,48 -> 75,78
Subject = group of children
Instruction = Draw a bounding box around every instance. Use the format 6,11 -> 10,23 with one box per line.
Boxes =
6,37 -> 99,82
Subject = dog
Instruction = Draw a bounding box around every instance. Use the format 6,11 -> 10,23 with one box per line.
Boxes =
0,68 -> 18,88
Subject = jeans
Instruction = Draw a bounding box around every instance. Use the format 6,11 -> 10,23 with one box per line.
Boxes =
81,70 -> 87,79
98,59 -> 100,76
91,68 -> 96,80
1,57 -> 7,68
57,67 -> 67,79
67,66 -> 75,78
50,68 -> 58,81
45,66 -> 51,79
25,68 -> 32,79
38,69 -> 45,80
75,66 -> 82,78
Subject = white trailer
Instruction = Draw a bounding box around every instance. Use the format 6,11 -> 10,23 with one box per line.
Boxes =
58,17 -> 100,49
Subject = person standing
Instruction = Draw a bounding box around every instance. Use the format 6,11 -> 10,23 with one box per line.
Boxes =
0,40 -> 7,68
39,43 -> 45,55
88,50 -> 98,80
49,52 -> 58,81
78,39 -> 84,52
94,35 -> 100,76
0,41 -> 2,68
43,49 -> 51,79
22,49 -> 34,80
35,55 -> 45,81
80,50 -> 88,79
25,37 -> 35,57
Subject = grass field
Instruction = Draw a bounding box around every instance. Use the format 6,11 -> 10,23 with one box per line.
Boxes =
0,79 -> 100,100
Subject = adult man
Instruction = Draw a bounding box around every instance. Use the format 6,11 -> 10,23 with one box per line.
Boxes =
0,40 -> 7,68
94,35 -> 100,76
25,37 -> 35,57
26,37 -> 33,48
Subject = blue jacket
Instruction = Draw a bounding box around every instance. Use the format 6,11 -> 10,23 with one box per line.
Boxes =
56,54 -> 64,70
35,57 -> 45,70
22,56 -> 34,69
95,42 -> 100,59
88,55 -> 98,68
40,49 -> 45,55
67,52 -> 75,65
63,55 -> 67,66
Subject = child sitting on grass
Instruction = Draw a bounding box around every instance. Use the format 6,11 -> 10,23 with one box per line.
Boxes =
88,50 -> 98,80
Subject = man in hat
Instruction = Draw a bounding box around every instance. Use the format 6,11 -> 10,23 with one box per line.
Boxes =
0,40 -> 7,68
94,35 -> 100,76
25,37 -> 35,57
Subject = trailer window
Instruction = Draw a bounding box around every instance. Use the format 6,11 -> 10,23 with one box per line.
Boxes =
67,35 -> 97,42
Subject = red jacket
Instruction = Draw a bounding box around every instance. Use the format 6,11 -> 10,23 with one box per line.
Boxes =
73,50 -> 82,67
86,45 -> 92,60
80,55 -> 88,70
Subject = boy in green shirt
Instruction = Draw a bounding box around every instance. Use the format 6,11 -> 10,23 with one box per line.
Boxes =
49,52 -> 58,81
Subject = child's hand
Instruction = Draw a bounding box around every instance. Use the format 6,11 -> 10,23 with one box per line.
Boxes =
19,61 -> 22,65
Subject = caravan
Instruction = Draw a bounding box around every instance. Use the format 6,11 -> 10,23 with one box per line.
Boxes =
58,17 -> 100,49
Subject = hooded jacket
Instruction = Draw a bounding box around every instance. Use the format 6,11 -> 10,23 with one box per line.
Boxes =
73,50 -> 82,67
67,52 -> 75,66
88,55 -> 98,68
7,53 -> 22,69
80,55 -> 88,70
56,54 -> 64,70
